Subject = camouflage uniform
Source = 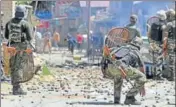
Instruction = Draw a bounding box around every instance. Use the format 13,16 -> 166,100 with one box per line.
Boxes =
163,9 -> 176,81
148,11 -> 168,80
125,15 -> 141,41
102,41 -> 146,105
4,5 -> 32,95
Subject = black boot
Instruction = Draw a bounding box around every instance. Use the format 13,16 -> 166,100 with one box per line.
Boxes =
167,77 -> 175,81
114,97 -> 120,104
13,85 -> 27,95
124,96 -> 141,105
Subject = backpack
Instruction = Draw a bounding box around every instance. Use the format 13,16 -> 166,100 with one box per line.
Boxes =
8,19 -> 24,43
101,46 -> 131,78
150,22 -> 164,42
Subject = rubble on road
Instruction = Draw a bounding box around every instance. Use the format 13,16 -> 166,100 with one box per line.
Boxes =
1,51 -> 175,107
1,65 -> 175,107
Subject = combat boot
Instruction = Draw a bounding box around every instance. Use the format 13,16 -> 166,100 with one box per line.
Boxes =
167,77 -> 175,81
13,85 -> 27,95
114,97 -> 120,104
124,96 -> 141,105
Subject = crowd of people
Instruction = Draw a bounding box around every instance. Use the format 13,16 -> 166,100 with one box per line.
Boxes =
34,27 -> 102,55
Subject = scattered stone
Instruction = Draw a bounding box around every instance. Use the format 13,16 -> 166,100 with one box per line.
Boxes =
165,93 -> 168,96
10,99 -> 15,101
64,90 -> 68,92
152,105 -> 156,107
104,98 -> 107,100
31,101 -> 34,103
109,100 -> 113,103
121,103 -> 124,106
141,98 -> 145,101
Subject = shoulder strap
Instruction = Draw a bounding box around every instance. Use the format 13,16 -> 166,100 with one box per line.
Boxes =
131,49 -> 143,65
111,46 -> 131,60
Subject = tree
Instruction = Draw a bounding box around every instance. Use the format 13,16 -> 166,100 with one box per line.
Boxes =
16,1 -> 32,5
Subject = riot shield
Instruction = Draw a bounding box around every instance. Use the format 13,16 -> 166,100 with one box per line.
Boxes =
105,28 -> 130,48
21,53 -> 35,83
146,16 -> 160,33
102,28 -> 130,79
7,45 -> 36,83
147,16 -> 161,56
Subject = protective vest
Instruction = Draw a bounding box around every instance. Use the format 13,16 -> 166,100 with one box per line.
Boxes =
8,19 -> 25,43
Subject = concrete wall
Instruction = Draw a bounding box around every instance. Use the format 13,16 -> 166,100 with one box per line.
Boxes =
1,1 -> 16,27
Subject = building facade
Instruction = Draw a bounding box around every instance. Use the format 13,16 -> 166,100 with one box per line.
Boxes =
1,1 -> 16,27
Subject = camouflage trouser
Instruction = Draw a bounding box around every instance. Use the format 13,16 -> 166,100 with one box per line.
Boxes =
162,41 -> 175,80
113,67 -> 146,98
9,42 -> 34,85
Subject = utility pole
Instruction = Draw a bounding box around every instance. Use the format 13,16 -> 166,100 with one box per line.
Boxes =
0,0 -> 2,105
34,1 -> 38,15
86,1 -> 91,62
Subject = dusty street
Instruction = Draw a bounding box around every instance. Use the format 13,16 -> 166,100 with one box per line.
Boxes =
1,1 -> 175,107
1,50 -> 175,107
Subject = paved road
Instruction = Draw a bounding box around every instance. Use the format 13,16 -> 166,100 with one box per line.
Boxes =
1,47 -> 175,107
1,69 -> 175,107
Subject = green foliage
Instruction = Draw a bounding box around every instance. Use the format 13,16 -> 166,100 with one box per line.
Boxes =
42,64 -> 51,75
16,1 -> 32,5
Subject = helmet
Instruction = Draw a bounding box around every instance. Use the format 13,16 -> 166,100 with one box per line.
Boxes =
130,37 -> 143,49
156,10 -> 166,21
15,5 -> 26,19
166,9 -> 175,21
130,14 -> 138,23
